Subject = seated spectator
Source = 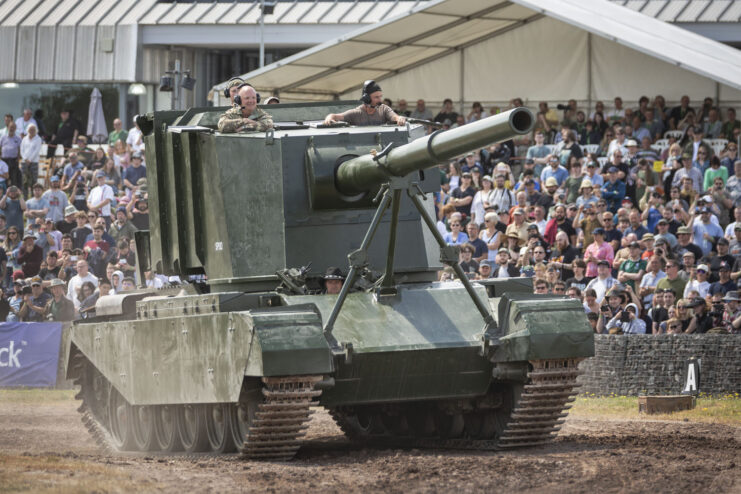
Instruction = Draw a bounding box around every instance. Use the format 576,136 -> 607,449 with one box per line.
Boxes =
586,311 -> 599,333
721,291 -> 741,333
477,260 -> 493,279
121,276 -> 136,291
67,260 -> 98,310
601,167 -> 626,213
708,262 -> 736,296
533,278 -> 549,294
638,255 -> 666,308
566,286 -> 582,300
443,218 -> 468,245
459,244 -> 479,275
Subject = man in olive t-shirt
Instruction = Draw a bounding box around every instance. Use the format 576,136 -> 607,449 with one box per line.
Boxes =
323,80 -> 406,127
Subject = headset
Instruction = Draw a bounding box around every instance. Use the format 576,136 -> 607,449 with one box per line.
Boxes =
223,77 -> 245,99
232,82 -> 261,107
360,80 -> 382,106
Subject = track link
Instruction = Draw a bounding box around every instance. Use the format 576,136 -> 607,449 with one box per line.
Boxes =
496,358 -> 582,449
241,375 -> 323,461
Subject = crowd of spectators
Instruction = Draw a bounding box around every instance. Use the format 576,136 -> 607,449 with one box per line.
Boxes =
0,109 -> 158,322
410,94 -> 741,335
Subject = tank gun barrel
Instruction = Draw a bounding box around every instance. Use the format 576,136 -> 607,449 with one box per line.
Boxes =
336,107 -> 534,196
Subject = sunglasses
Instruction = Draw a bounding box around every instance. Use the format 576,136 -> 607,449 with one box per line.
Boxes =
450,223 -> 460,226
669,325 -> 680,330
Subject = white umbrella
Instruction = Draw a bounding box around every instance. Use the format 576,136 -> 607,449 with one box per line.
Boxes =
87,88 -> 108,144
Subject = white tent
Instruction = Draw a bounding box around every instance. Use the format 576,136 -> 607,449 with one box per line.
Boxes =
229,0 -> 741,110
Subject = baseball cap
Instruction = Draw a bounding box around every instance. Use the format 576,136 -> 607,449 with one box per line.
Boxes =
719,261 -> 731,271
461,171 -> 472,178
95,170 -> 106,178
696,264 -> 709,272
626,139 -> 638,147
677,226 -> 691,234
64,205 -> 78,216
480,260 -> 493,268
497,247 -> 510,254
642,233 -> 654,240
592,227 -> 605,236
597,259 -> 610,267
629,241 -> 640,248
657,218 -> 668,225
545,177 -> 558,187
513,207 -> 525,215
50,175 -> 60,182
608,166 -> 619,173
717,237 -> 729,246
586,161 -> 597,167
30,276 -> 42,286
482,175 -> 492,182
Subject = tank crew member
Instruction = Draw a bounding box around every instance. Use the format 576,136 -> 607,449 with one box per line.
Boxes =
218,84 -> 274,133
322,267 -> 345,295
323,80 -> 406,126
223,77 -> 244,105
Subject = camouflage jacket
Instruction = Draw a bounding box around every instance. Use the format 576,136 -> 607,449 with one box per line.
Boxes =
217,106 -> 274,133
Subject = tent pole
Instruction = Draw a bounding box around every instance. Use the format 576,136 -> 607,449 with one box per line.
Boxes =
587,33 -> 592,118
459,49 -> 464,116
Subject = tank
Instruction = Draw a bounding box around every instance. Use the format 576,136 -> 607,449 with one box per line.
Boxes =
65,101 -> 594,460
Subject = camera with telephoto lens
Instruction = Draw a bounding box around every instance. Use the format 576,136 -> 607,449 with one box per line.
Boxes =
22,285 -> 32,295
708,303 -> 725,321
556,104 -> 569,110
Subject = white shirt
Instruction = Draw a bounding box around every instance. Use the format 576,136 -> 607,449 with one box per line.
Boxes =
639,270 -> 666,307
87,184 -> 115,217
0,160 -> 7,183
586,276 -> 618,304
683,279 -> 710,299
126,127 -> 145,153
67,272 -> 99,309
20,134 -> 42,163
14,117 -> 37,137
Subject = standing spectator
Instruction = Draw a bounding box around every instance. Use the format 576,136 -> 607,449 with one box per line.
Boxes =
87,170 -> 115,227
108,118 -> 128,146
18,276 -> 51,322
0,123 -> 22,187
43,177 -> 69,224
470,175 -> 493,226
48,109 -> 81,156
44,278 -> 76,321
639,255 -> 666,308
683,263 -> 711,299
71,211 -> 92,250
126,118 -> 145,154
692,208 -> 723,256
24,183 -> 49,229
601,167 -> 626,213
550,230 -> 581,279
20,124 -> 42,196
488,173 -> 514,215
584,228 -> 614,278
0,186 -> 26,234
16,232 -> 43,276
624,210 -> 648,240
108,207 -> 137,245
450,172 -> 476,218
66,259 -> 98,309
14,109 -> 37,138
526,131 -> 550,177
708,262 -> 737,296
617,241 -> 647,291
38,251 -> 62,281
6,278 -> 24,322
585,260 -> 617,303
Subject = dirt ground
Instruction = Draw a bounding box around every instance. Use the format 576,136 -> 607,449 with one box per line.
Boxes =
1,395 -> 739,494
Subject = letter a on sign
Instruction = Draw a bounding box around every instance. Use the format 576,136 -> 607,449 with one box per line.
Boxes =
682,357 -> 701,395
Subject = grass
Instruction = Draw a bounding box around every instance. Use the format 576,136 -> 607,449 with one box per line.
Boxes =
0,388 -> 77,404
0,454 -> 158,494
570,393 -> 741,425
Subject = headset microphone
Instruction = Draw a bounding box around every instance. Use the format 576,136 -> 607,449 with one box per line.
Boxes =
360,80 -> 382,108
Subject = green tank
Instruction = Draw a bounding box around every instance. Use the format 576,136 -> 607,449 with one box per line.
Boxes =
65,101 -> 594,460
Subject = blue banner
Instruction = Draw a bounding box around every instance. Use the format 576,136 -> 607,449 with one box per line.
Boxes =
0,322 -> 63,387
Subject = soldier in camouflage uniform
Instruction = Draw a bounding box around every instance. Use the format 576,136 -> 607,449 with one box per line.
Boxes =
218,85 -> 274,133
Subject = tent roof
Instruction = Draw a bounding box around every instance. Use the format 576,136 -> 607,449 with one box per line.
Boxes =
235,0 -> 741,97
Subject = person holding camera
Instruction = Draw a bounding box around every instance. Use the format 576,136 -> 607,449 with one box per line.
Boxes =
604,302 -> 646,334
722,291 -> 741,334
684,297 -> 714,334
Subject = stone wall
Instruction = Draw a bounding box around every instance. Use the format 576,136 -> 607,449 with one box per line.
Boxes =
577,335 -> 741,396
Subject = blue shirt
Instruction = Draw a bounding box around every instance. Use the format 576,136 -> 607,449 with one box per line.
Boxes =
25,196 -> 49,228
0,135 -> 21,159
443,231 -> 469,245
645,207 -> 662,233
540,165 -> 569,187
123,164 -> 147,188
600,179 -> 626,213
1,198 -> 23,232
692,221 -> 724,256
63,161 -> 84,180
625,224 -> 649,240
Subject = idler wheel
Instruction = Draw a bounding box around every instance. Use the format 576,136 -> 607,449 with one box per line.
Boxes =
228,402 -> 253,450
177,404 -> 210,453
205,403 -> 236,453
107,387 -> 136,451
131,405 -> 158,451
153,405 -> 183,452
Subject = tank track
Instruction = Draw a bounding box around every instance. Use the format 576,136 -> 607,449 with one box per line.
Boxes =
330,358 -> 582,451
241,376 -> 323,460
71,351 -> 322,460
